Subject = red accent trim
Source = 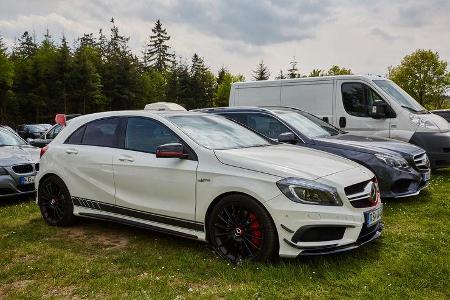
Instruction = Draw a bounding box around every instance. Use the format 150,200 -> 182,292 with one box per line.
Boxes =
156,150 -> 184,158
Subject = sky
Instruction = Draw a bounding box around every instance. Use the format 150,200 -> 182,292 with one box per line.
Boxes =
0,0 -> 449,79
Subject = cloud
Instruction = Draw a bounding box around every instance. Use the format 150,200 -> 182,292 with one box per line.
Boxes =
370,28 -> 398,42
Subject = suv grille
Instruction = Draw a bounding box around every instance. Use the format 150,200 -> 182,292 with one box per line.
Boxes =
12,164 -> 33,174
345,179 -> 377,208
413,152 -> 430,171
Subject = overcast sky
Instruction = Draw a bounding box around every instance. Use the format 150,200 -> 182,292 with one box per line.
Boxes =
0,0 -> 449,79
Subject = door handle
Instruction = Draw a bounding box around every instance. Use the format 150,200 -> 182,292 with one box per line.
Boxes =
339,117 -> 346,128
117,155 -> 135,162
65,148 -> 78,155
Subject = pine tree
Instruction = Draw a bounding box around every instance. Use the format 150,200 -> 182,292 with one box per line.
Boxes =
12,31 -> 37,59
143,19 -> 174,72
276,70 -> 286,79
56,36 -> 72,113
0,36 -> 15,124
252,60 -> 270,81
309,68 -> 324,77
287,57 -> 300,78
217,66 -> 228,85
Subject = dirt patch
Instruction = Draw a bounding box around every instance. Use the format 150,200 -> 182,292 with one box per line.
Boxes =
13,254 -> 39,263
57,223 -> 130,251
44,285 -> 80,299
0,279 -> 34,298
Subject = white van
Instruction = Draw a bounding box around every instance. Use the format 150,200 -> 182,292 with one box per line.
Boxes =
229,75 -> 450,169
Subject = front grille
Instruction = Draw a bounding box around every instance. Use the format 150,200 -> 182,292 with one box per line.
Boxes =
345,179 -> 376,208
17,184 -> 35,192
12,164 -> 33,174
35,163 -> 39,172
413,152 -> 430,171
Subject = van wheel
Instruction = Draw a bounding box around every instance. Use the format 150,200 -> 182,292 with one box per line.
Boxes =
208,195 -> 277,263
38,176 -> 76,226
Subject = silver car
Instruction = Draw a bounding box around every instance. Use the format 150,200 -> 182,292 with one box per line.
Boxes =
0,127 -> 39,198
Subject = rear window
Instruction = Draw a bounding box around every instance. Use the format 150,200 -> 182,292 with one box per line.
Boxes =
65,125 -> 86,145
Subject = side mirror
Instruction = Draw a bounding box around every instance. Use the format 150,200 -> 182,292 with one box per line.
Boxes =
371,102 -> 387,119
278,132 -> 297,144
156,143 -> 187,159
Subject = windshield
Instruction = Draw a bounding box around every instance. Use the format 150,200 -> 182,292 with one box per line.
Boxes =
273,110 -> 342,138
26,125 -> 46,133
0,128 -> 26,146
373,80 -> 427,113
168,115 -> 271,150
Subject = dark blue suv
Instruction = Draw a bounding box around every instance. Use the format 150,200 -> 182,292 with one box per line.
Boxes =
200,106 -> 431,198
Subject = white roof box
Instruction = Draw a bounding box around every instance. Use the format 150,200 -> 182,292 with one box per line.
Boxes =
144,102 -> 187,111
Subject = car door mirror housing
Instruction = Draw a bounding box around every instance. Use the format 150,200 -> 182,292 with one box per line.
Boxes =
156,143 -> 187,158
278,132 -> 297,144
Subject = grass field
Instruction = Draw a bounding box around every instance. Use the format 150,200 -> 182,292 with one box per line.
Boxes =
1,170 -> 449,299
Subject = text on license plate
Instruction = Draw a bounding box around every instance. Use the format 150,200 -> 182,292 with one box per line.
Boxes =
19,176 -> 35,185
366,205 -> 383,227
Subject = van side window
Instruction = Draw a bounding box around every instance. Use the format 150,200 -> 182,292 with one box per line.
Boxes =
82,118 -> 122,147
125,117 -> 181,154
342,83 -> 387,117
246,113 -> 291,140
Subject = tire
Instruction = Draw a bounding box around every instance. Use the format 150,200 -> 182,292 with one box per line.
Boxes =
207,194 -> 278,263
38,176 -> 76,226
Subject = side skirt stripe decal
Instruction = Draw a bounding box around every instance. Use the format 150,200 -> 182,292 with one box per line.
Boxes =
72,197 -> 204,232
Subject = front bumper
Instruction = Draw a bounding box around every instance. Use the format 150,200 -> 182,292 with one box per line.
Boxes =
0,165 -> 37,198
264,193 -> 382,258
409,131 -> 450,169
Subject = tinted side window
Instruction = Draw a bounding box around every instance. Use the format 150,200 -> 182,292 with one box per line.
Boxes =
246,114 -> 291,140
125,117 -> 181,153
342,83 -> 369,117
222,113 -> 249,126
82,118 -> 121,147
65,125 -> 86,145
47,125 -> 63,139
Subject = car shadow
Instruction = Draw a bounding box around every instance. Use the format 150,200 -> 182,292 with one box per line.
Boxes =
0,194 -> 34,207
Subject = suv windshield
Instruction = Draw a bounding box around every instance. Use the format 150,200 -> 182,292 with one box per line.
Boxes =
168,115 -> 271,150
0,128 -> 26,146
273,109 -> 342,138
373,80 -> 427,113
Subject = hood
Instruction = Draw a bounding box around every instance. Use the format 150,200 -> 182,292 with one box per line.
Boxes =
423,113 -> 450,131
314,134 -> 424,156
214,144 -> 365,180
0,145 -> 40,167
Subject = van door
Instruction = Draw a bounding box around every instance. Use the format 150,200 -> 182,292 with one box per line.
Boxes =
335,80 -> 391,137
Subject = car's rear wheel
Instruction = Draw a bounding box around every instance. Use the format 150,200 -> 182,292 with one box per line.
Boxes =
38,176 -> 76,226
208,195 -> 277,263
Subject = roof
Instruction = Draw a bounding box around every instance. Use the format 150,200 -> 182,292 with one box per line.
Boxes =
196,106 -> 303,114
231,74 -> 387,87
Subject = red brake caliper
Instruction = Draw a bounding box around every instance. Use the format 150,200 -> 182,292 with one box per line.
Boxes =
248,213 -> 262,248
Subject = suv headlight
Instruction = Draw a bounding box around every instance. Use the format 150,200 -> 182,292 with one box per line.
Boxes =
375,153 -> 409,170
0,167 -> 9,175
409,113 -> 439,130
276,178 -> 343,206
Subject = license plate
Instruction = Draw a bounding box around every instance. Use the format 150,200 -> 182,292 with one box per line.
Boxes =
423,170 -> 431,181
19,176 -> 35,185
366,205 -> 383,227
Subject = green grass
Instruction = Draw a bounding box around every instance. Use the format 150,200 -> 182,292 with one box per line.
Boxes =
1,170 -> 449,299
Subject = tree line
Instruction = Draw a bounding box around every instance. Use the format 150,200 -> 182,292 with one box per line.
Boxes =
1,19 -> 449,125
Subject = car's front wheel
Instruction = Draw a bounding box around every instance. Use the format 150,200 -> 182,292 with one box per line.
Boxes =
38,176 -> 76,226
208,194 -> 278,263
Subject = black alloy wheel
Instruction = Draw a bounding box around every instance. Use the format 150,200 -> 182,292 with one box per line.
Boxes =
38,176 -> 76,226
208,195 -> 277,263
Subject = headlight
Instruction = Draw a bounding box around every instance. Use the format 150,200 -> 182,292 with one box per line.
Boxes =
409,113 -> 439,130
375,153 -> 409,169
276,178 -> 343,206
0,167 -> 8,175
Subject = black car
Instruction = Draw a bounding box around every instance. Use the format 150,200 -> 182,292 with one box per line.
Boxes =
27,114 -> 81,148
16,124 -> 50,140
200,106 -> 431,198
431,109 -> 450,122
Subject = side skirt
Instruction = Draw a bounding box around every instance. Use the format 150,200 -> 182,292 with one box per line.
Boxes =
78,212 -> 199,240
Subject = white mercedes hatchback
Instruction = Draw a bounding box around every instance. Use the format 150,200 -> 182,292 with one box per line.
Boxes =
36,110 -> 383,262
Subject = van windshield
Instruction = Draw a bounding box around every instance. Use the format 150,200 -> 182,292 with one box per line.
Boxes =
167,114 -> 272,150
373,80 -> 427,113
273,110 -> 342,138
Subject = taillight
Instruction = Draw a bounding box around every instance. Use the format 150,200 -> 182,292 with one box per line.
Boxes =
40,145 -> 49,158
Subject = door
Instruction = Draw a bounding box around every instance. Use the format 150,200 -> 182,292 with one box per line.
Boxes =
335,80 -> 391,137
60,117 -> 122,205
113,117 -> 198,222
